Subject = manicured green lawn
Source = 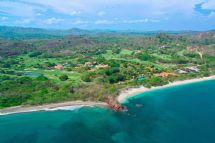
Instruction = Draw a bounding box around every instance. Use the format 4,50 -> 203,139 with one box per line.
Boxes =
17,55 -> 68,67
102,50 -> 166,68
23,69 -> 81,84
119,49 -> 133,55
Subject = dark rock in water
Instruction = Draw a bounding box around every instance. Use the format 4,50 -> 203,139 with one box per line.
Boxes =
105,96 -> 128,112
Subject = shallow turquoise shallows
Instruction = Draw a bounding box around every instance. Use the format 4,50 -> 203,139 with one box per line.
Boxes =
0,80 -> 215,143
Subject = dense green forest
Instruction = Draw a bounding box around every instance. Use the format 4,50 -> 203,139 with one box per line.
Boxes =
0,26 -> 215,108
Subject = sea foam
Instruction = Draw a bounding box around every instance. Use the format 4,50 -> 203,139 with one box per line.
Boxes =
43,105 -> 85,111
0,105 -> 95,116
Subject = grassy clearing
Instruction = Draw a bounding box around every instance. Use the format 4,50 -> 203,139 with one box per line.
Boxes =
177,50 -> 189,59
102,50 -> 114,59
119,49 -> 133,55
152,53 -> 172,61
101,50 -> 166,69
24,69 -> 81,84
17,55 -> 66,67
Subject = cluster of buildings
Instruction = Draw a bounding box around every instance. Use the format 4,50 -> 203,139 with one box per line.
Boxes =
155,72 -> 176,77
54,65 -> 64,70
176,66 -> 200,74
84,62 -> 108,69
155,66 -> 200,78
54,62 -> 109,72
54,61 -> 200,82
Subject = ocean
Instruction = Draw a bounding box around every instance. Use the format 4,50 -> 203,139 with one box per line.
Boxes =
0,80 -> 215,143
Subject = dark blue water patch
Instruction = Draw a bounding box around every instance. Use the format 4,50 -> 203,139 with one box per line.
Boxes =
0,80 -> 215,143
23,72 -> 43,77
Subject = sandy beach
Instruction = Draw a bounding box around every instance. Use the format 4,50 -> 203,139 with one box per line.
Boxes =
1,75 -> 215,115
117,75 -> 215,103
0,101 -> 107,115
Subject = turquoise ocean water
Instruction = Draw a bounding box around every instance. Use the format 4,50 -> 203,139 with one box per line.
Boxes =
0,80 -> 215,143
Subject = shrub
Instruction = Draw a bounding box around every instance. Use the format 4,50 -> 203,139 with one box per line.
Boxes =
36,76 -> 48,81
59,75 -> 69,81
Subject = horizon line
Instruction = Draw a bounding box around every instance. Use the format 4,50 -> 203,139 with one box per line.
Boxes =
0,25 -> 214,33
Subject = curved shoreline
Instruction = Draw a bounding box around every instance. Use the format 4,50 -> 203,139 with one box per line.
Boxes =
0,101 -> 107,116
117,75 -> 215,103
1,75 -> 215,115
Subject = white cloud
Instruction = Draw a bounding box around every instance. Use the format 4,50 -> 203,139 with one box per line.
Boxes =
150,19 -> 160,23
22,0 -> 85,15
122,19 -> 160,24
202,0 -> 215,10
0,0 -> 213,29
36,13 -> 42,16
208,11 -> 215,17
11,0 -> 205,17
1,17 -> 8,21
0,1 -> 45,17
97,11 -> 107,16
70,11 -> 81,16
20,19 -> 32,24
123,19 -> 148,24
44,17 -> 63,25
95,20 -> 114,24
73,20 -> 89,25
71,18 -> 160,25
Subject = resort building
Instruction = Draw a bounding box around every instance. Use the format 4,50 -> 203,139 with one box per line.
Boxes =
176,69 -> 188,74
155,72 -> 176,77
176,66 -> 200,74
96,64 -> 109,69
160,45 -> 171,49
54,65 -> 64,70
88,69 -> 96,72
186,66 -> 200,72
85,62 -> 94,67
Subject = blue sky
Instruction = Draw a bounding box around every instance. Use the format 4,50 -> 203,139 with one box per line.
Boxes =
0,0 -> 215,30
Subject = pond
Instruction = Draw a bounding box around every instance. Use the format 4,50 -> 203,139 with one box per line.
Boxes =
23,72 -> 43,77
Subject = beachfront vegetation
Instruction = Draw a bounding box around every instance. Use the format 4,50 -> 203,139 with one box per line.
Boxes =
0,26 -> 215,108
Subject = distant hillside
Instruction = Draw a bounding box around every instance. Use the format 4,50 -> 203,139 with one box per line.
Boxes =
0,26 -> 92,40
0,26 -> 214,40
0,26 -> 60,39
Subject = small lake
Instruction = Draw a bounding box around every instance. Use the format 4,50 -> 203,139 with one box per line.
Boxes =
23,72 -> 43,77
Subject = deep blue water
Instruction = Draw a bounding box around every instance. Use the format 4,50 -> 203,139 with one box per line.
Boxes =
23,72 -> 43,77
0,80 -> 215,143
